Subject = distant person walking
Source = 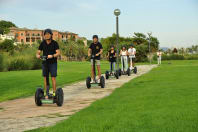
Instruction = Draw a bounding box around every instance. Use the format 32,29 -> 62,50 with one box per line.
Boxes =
157,50 -> 162,65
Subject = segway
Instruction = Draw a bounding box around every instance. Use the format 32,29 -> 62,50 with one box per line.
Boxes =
105,61 -> 119,79
86,55 -> 105,89
121,56 -> 131,76
35,56 -> 64,107
130,66 -> 137,74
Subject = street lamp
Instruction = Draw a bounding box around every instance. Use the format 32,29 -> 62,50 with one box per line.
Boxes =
114,9 -> 121,70
147,32 -> 152,65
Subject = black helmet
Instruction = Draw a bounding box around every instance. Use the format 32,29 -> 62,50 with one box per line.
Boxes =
44,29 -> 53,35
93,35 -> 98,39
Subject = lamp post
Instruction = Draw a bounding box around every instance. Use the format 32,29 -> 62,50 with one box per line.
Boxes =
147,32 -> 152,65
114,9 -> 121,70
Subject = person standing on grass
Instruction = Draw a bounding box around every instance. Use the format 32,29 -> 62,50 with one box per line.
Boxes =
107,45 -> 117,73
88,35 -> 103,83
120,46 -> 128,73
36,29 -> 60,98
157,49 -> 162,65
128,44 -> 136,70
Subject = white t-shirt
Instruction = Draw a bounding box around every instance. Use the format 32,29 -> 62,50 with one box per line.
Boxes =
128,48 -> 136,58
157,52 -> 162,57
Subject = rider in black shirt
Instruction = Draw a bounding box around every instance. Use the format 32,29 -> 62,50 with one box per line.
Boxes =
88,35 -> 103,83
36,29 -> 60,98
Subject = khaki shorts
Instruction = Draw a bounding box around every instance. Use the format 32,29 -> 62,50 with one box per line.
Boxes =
91,59 -> 100,66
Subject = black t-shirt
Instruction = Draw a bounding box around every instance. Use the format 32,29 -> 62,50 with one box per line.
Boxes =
38,40 -> 59,64
109,50 -> 116,62
89,42 -> 103,60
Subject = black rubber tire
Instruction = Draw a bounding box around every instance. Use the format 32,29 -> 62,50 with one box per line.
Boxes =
35,88 -> 44,106
127,68 -> 131,76
118,68 -> 122,76
86,77 -> 91,89
56,88 -> 64,107
100,76 -> 105,88
134,67 -> 137,74
115,70 -> 119,79
105,71 -> 109,80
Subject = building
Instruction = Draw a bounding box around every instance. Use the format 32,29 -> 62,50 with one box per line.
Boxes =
0,34 -> 15,41
9,27 -> 80,45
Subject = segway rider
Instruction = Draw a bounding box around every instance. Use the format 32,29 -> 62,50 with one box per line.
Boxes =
36,29 -> 60,98
88,35 -> 103,83
157,49 -> 162,65
107,45 -> 117,73
120,46 -> 128,73
128,44 -> 136,70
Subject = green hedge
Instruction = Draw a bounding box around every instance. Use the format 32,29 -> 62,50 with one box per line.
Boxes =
153,54 -> 198,61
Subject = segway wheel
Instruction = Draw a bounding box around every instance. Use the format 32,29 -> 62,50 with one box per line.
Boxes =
35,88 -> 44,106
118,68 -> 122,76
56,88 -> 64,106
127,68 -> 131,76
115,70 -> 119,79
105,71 -> 109,80
134,67 -> 137,74
86,77 -> 91,89
100,76 -> 105,88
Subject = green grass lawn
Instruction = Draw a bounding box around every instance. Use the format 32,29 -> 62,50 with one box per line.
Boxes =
28,60 -> 198,132
0,61 -> 111,102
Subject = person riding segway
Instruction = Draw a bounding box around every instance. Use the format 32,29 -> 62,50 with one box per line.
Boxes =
120,46 -> 131,76
35,29 -> 64,106
105,45 -> 119,79
86,35 -> 105,88
128,44 -> 137,74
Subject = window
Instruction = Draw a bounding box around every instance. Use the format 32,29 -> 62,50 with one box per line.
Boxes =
26,38 -> 30,42
26,33 -> 30,36
21,39 -> 24,42
37,33 -> 40,36
21,33 -> 23,36
32,38 -> 35,42
32,33 -> 35,36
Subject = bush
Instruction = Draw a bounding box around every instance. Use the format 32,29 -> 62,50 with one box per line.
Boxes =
0,54 -> 4,71
8,57 -> 30,71
153,54 -> 198,61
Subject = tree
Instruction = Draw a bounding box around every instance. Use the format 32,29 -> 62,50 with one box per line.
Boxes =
0,20 -> 17,34
0,39 -> 15,52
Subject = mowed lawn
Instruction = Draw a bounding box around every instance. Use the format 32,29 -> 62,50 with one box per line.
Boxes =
29,60 -> 198,132
0,61 -> 110,102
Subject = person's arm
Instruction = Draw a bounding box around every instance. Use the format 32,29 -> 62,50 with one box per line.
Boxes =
36,50 -> 41,59
107,52 -> 109,58
48,42 -> 60,58
119,50 -> 122,56
114,52 -> 117,57
88,48 -> 91,57
96,49 -> 103,56
53,49 -> 60,58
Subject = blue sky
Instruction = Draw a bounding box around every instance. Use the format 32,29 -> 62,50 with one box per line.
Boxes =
0,0 -> 197,48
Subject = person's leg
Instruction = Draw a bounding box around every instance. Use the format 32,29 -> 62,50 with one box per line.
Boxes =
157,57 -> 159,65
49,63 -> 57,96
113,62 -> 116,73
121,56 -> 124,71
129,57 -> 132,68
159,56 -> 161,65
124,56 -> 128,71
110,62 -> 112,73
96,60 -> 101,79
51,77 -> 56,93
91,59 -> 94,81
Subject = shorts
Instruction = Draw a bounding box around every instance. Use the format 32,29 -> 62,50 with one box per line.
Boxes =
91,59 -> 100,66
42,63 -> 57,77
129,56 -> 136,62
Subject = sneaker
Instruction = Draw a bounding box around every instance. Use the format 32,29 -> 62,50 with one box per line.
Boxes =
53,92 -> 56,97
90,79 -> 94,83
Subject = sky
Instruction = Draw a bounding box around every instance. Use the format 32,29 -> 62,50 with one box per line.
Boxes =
0,0 -> 197,48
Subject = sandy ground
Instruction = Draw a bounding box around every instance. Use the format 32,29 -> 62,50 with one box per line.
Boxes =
0,65 -> 157,132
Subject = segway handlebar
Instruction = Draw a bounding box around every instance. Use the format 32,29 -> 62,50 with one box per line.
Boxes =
40,56 -> 48,61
